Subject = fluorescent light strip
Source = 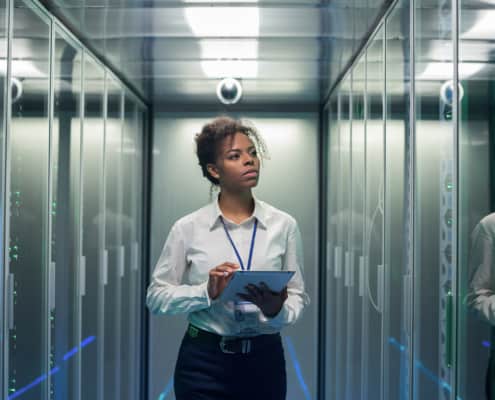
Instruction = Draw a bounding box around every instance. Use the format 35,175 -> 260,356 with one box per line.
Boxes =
185,4 -> 260,78
418,62 -> 484,80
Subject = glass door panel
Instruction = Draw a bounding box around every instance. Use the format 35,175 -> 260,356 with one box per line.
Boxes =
349,56 -> 365,400
133,105 -> 145,400
0,3 -> 7,397
8,2 -> 50,398
364,27 -> 385,400
81,55 -> 105,400
336,75 -> 351,400
414,0 -> 454,398
104,77 -> 123,400
50,29 -> 82,400
121,94 -> 137,400
384,1 -> 411,399
326,93 -> 339,400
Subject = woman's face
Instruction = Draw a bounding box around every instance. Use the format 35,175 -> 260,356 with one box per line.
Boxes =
208,132 -> 260,192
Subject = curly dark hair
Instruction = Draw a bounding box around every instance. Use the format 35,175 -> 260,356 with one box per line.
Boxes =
195,116 -> 269,186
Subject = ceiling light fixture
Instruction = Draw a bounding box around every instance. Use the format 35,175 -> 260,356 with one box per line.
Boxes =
185,4 -> 260,79
418,62 -> 484,80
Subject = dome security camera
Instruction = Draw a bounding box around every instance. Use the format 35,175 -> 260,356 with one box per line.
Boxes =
216,78 -> 242,105
11,77 -> 23,103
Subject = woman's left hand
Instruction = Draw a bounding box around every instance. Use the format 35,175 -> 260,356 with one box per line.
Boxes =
237,282 -> 288,318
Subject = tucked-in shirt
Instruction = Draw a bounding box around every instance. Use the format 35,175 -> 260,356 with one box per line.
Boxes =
466,213 -> 495,325
146,195 -> 309,336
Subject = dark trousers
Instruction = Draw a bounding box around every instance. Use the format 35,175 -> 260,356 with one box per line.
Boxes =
487,354 -> 495,399
174,328 -> 287,400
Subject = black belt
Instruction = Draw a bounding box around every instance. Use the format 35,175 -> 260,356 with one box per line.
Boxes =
186,324 -> 280,355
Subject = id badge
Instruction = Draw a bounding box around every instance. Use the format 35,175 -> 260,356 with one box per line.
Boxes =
234,301 -> 259,335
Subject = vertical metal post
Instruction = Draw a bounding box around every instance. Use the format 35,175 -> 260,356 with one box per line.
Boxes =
97,67 -> 107,400
46,15 -> 55,400
451,0 -> 459,397
317,99 -> 329,400
141,100 -> 152,400
382,20 -> 389,400
409,0 -> 417,398
361,50 -> 369,400
346,72 -> 354,400
2,0 -> 13,398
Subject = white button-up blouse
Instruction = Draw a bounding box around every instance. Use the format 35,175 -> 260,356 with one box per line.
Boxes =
146,196 -> 309,337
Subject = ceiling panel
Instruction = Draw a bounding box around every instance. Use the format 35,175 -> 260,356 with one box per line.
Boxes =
40,0 -> 401,105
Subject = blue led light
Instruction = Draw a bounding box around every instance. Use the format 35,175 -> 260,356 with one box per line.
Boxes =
283,335 -> 312,400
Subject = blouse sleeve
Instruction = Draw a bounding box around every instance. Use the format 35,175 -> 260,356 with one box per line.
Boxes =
259,218 -> 310,329
466,222 -> 495,325
146,222 -> 212,315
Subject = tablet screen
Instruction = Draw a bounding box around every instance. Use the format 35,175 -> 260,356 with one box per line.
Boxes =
219,270 -> 295,302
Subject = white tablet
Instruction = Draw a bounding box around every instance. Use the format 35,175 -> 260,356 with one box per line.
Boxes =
219,270 -> 295,302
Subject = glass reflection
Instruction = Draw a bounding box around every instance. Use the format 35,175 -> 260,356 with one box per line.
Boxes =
466,214 -> 495,399
8,2 -> 50,399
414,0 -> 454,398
458,2 -> 495,399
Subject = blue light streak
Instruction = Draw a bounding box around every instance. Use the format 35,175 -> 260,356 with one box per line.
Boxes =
81,335 -> 96,348
157,377 -> 174,400
63,346 -> 79,361
8,336 -> 95,399
389,336 -> 463,399
8,374 -> 48,399
283,335 -> 312,400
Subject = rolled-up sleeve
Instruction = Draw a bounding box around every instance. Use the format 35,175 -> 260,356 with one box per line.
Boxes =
146,222 -> 211,315
466,222 -> 495,325
260,219 -> 310,329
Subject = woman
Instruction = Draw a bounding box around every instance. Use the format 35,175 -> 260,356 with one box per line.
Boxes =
146,116 -> 309,400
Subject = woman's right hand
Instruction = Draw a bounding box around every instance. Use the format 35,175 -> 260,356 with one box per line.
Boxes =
207,262 -> 240,300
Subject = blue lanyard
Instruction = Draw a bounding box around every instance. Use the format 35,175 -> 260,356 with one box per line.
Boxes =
220,217 -> 258,271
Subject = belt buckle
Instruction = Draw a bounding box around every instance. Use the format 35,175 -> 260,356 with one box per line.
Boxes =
219,337 -> 252,354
